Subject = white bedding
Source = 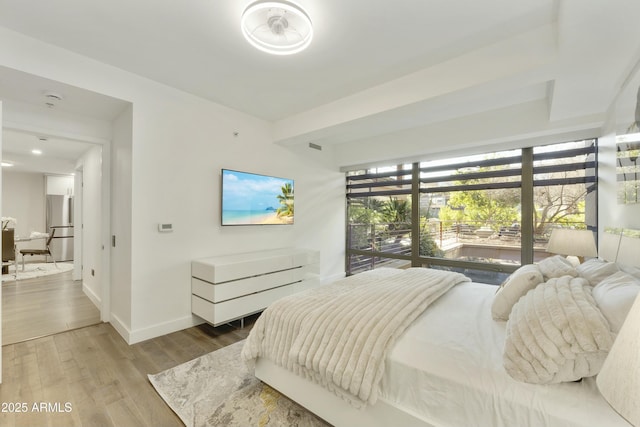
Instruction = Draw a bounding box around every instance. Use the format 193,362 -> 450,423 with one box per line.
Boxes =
382,281 -> 628,427
243,267 -> 469,407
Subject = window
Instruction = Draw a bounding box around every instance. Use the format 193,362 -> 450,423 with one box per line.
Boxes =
346,165 -> 414,274
346,140 -> 597,284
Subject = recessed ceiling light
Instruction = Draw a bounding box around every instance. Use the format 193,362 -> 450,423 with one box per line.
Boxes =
241,0 -> 313,55
31,149 -> 43,155
1,162 -> 14,167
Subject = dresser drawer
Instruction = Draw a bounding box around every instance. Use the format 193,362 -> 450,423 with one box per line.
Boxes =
192,268 -> 299,303
191,281 -> 307,326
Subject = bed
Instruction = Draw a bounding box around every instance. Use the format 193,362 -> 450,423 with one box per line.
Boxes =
242,230 -> 639,427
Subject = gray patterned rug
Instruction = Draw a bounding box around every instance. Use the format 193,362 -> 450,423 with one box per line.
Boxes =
148,340 -> 331,427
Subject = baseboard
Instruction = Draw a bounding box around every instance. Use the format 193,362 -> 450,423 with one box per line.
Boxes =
322,272 -> 346,284
125,315 -> 204,345
82,282 -> 101,309
109,313 -> 132,343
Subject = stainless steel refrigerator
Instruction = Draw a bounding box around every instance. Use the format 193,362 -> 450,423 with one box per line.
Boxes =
46,195 -> 74,262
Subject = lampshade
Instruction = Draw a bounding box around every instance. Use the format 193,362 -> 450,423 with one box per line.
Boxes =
597,292 -> 640,426
241,0 -> 313,55
546,228 -> 597,258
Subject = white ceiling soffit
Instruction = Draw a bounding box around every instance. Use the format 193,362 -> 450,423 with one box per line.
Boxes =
0,0 -> 639,151
0,66 -> 129,174
0,65 -> 129,121
2,128 -> 93,174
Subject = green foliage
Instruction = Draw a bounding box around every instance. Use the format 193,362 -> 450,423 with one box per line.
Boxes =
419,231 -> 443,257
276,182 -> 294,217
380,197 -> 411,224
439,189 -> 519,229
348,198 -> 384,224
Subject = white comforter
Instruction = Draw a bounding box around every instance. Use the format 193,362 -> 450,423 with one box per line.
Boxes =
242,267 -> 470,406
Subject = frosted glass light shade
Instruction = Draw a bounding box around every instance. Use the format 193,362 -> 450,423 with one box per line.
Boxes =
597,292 -> 640,426
546,228 -> 597,258
241,0 -> 313,55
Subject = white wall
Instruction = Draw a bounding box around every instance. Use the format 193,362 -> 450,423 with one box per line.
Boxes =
78,145 -> 103,307
1,170 -> 46,260
0,27 -> 346,343
110,105 -> 133,335
124,91 -> 345,342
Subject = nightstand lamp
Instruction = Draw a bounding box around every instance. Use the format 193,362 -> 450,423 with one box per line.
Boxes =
546,228 -> 597,264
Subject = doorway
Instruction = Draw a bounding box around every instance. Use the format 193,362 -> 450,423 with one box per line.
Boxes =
1,134 -> 104,344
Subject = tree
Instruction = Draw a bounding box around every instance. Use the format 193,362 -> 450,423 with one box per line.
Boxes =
533,183 -> 587,236
380,197 -> 411,224
347,197 -> 385,250
436,163 -> 520,230
439,189 -> 519,230
348,197 -> 384,224
380,197 -> 411,243
419,218 -> 444,257
276,182 -> 294,217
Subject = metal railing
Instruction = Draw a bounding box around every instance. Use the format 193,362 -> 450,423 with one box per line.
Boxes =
347,220 -> 588,276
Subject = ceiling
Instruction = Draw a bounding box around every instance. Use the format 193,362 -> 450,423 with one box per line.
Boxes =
0,65 -> 129,174
1,0 -> 640,168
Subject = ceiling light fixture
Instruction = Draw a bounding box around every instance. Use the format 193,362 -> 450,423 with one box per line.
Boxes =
241,0 -> 313,55
31,149 -> 43,155
1,162 -> 14,167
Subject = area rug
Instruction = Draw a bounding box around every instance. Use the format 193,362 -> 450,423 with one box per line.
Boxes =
2,262 -> 73,282
148,340 -> 331,427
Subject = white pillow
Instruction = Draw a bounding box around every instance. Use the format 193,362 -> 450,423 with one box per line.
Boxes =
576,258 -> 619,286
491,264 -> 544,321
504,276 -> 613,384
537,255 -> 578,280
617,263 -> 640,281
592,271 -> 640,333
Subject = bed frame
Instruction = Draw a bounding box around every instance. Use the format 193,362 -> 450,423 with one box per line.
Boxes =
253,228 -> 639,427
255,358 -> 434,427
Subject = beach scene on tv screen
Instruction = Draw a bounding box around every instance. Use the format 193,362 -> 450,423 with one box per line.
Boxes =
222,170 -> 294,225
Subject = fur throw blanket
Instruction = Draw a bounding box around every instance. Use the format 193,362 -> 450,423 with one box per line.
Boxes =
242,267 -> 469,407
503,275 -> 614,384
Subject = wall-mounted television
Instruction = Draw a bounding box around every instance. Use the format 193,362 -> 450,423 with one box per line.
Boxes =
221,169 -> 294,226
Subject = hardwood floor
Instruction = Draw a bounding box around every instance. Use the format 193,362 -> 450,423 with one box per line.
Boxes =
2,268 -> 101,345
0,316 -> 256,427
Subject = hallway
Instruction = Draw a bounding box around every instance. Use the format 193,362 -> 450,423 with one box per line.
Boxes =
2,267 -> 100,345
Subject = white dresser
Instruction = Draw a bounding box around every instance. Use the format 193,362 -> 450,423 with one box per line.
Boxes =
191,248 -> 320,326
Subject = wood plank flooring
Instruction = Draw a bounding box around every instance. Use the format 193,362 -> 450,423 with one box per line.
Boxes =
2,268 -> 101,345
0,316 -> 256,427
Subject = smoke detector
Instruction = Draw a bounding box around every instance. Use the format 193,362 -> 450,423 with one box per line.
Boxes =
43,91 -> 64,102
43,91 -> 64,108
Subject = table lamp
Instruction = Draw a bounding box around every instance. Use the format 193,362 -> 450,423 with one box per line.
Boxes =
546,228 -> 597,263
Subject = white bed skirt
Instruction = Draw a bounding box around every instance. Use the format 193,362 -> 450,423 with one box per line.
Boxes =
255,357 -> 436,427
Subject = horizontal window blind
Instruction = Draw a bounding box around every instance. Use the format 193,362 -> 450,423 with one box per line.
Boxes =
346,166 -> 413,198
